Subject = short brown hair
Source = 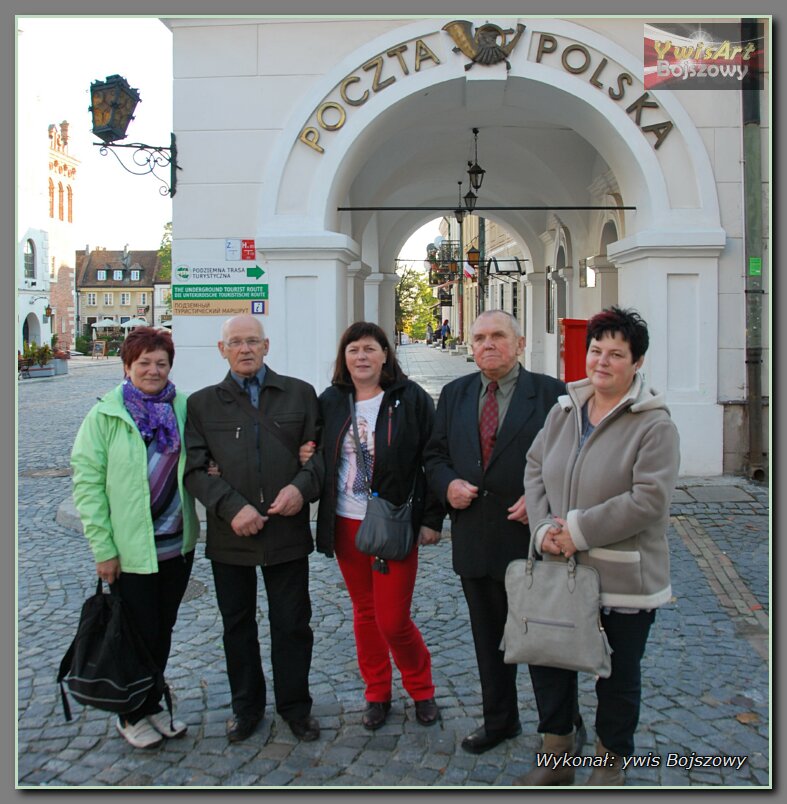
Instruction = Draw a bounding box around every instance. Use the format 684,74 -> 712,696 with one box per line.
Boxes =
120,327 -> 175,368
331,321 -> 406,389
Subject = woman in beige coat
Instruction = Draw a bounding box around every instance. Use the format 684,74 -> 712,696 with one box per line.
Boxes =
517,307 -> 680,787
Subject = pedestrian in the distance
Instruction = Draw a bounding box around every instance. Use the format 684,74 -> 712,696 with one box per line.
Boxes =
71,326 -> 199,750
440,319 -> 451,350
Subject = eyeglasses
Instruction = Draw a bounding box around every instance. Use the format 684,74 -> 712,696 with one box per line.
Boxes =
225,337 -> 264,349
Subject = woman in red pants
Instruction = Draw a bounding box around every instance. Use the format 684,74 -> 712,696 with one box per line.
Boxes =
313,321 -> 445,730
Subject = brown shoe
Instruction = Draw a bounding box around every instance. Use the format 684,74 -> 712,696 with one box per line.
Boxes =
585,740 -> 625,786
514,731 -> 578,786
414,697 -> 440,726
362,701 -> 391,730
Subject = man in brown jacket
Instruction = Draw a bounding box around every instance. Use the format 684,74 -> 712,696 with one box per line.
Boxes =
184,314 -> 322,744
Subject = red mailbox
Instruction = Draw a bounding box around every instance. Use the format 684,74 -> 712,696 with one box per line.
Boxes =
559,318 -> 588,383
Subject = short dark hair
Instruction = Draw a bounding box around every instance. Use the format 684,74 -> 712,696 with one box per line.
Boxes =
121,327 -> 175,368
586,306 -> 649,362
331,321 -> 407,389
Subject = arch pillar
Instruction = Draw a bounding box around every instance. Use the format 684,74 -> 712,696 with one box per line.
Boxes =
586,256 -> 618,309
557,266 -> 574,318
364,272 -> 399,342
523,271 -> 547,373
347,261 -> 371,325
609,235 -> 725,475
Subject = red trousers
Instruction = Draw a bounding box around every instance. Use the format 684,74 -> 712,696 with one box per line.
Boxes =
334,516 -> 435,703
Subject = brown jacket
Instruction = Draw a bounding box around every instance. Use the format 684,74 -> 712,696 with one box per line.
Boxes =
184,367 -> 322,567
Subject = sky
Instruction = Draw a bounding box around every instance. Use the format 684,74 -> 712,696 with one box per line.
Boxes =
16,15 -> 443,263
17,16 -> 173,251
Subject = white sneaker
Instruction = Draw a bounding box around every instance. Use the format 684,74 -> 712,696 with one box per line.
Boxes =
146,710 -> 188,738
116,716 -> 164,749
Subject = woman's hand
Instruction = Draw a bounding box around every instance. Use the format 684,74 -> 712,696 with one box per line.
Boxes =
506,494 -> 529,524
96,558 -> 120,585
298,441 -> 316,466
550,516 -> 578,558
207,460 -> 221,477
418,526 -> 442,546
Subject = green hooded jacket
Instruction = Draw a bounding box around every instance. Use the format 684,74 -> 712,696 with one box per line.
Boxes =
71,384 -> 199,574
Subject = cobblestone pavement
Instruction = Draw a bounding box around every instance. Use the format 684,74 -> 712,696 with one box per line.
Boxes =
16,346 -> 770,788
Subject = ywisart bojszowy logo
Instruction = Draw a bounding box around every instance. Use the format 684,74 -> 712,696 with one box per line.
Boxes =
644,22 -> 765,90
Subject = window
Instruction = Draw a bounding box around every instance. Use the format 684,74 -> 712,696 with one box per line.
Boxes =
103,293 -> 114,305
24,240 -> 35,279
97,269 -> 107,281
87,293 -> 97,306
138,292 -> 148,305
51,257 -> 56,278
58,182 -> 64,221
48,179 -> 54,218
512,282 -> 519,320
120,293 -> 131,306
131,270 -> 140,281
67,186 -> 73,223
113,270 -> 123,281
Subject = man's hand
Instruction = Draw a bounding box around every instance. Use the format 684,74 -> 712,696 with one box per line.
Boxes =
231,504 -> 268,537
298,441 -> 316,466
447,479 -> 479,510
266,484 -> 304,517
96,557 -> 120,584
418,526 -> 442,546
506,494 -> 529,524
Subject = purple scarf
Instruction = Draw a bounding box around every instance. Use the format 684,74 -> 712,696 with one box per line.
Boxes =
122,379 -> 181,454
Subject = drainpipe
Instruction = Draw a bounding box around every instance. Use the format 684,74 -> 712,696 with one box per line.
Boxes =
478,216 -> 486,316
742,18 -> 765,481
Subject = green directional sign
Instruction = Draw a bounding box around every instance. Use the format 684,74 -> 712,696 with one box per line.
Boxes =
247,265 -> 265,280
172,284 -> 269,300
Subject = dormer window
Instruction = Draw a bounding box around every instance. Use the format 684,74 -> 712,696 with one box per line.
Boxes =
131,269 -> 140,281
113,270 -> 123,280
97,269 -> 107,281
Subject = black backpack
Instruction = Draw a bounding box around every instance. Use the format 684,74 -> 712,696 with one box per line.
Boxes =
57,580 -> 171,722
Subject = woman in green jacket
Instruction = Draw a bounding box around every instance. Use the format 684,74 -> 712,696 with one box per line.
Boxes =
71,327 -> 199,750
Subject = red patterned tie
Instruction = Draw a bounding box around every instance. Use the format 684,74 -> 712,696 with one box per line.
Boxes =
480,380 -> 499,469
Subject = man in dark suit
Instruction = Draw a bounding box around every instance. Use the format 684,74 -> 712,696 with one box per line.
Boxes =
184,314 -> 322,744
424,310 -> 582,754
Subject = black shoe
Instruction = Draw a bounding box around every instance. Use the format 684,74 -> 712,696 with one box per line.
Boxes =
362,701 -> 391,730
461,722 -> 522,754
226,715 -> 261,743
287,715 -> 320,742
414,697 -> 440,726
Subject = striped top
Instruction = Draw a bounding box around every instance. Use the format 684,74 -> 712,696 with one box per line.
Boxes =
145,434 -> 184,562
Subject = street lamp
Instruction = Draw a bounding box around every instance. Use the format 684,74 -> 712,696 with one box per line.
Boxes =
467,127 -> 486,191
89,74 -> 180,197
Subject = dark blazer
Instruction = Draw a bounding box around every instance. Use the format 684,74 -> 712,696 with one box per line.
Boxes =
424,366 -> 564,580
184,366 -> 323,567
315,379 -> 445,557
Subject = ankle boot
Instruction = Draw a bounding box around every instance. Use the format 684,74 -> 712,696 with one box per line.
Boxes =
585,740 -> 625,786
513,731 -> 578,786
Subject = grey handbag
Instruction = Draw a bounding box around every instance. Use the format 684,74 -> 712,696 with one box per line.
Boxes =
501,535 -> 613,677
349,395 -> 414,572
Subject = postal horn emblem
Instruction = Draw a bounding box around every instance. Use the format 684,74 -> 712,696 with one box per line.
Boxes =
442,20 -> 526,71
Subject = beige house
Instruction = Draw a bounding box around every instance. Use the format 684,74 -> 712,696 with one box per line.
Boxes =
75,247 -> 158,337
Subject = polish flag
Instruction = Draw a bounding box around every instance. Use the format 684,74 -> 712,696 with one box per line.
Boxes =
463,261 -> 476,279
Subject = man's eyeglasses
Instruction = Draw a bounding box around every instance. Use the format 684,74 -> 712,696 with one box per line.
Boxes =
225,337 -> 264,349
